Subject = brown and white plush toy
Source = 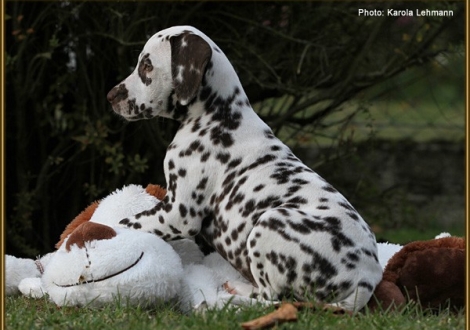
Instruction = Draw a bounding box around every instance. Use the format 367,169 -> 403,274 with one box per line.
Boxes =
6,184 -> 254,311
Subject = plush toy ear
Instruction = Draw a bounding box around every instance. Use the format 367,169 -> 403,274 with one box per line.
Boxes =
145,184 -> 167,201
55,201 -> 99,249
170,32 -> 212,106
65,221 -> 117,252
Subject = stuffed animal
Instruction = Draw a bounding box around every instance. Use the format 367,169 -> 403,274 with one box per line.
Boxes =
368,232 -> 465,312
5,184 -> 255,312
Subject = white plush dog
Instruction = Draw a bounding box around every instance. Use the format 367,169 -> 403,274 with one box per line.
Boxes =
6,184 -> 254,312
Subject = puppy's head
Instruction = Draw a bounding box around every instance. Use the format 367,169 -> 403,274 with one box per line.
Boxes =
107,26 -> 212,121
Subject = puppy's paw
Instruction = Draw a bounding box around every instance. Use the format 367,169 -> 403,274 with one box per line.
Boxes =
223,280 -> 258,297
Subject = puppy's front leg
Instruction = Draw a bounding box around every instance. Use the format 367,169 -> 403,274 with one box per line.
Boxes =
119,182 -> 206,240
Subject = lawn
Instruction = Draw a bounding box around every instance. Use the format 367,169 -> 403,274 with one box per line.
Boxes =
5,295 -> 466,330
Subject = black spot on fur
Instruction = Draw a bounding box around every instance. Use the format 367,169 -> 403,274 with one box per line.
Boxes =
242,199 -> 256,217
264,129 -> 275,139
201,152 -> 211,162
210,126 -> 234,147
227,158 -> 242,170
191,118 -> 202,132
188,229 -> 199,236
253,184 -> 265,192
358,281 -> 374,292
322,184 -> 338,193
331,232 -> 355,252
169,225 -> 182,235
196,177 -> 208,190
347,212 -> 360,221
179,204 -> 188,217
216,152 -> 231,164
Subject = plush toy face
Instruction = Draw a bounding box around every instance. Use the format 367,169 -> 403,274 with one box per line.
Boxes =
42,221 -> 184,307
39,184 -> 184,307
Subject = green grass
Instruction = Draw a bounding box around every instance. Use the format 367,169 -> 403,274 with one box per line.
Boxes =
5,296 -> 465,330
375,225 -> 466,245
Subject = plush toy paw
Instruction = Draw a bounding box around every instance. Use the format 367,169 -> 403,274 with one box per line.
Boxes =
18,278 -> 46,299
5,255 -> 45,296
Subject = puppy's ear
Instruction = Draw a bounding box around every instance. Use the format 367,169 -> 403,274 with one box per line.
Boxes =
170,32 -> 212,106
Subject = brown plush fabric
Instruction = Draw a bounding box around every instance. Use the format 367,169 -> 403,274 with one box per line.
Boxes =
383,237 -> 465,283
56,202 -> 99,249
396,248 -> 465,310
55,184 -> 166,249
367,280 -> 406,312
145,184 -> 167,201
368,236 -> 465,312
65,221 -> 117,252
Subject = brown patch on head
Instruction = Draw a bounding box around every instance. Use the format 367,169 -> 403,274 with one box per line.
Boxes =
170,32 -> 212,105
65,221 -> 117,252
138,53 -> 153,86
56,202 -> 99,249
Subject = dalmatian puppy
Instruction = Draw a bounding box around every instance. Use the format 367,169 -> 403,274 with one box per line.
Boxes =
107,26 -> 382,311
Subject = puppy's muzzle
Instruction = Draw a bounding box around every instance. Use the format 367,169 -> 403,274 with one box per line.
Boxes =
107,84 -> 129,105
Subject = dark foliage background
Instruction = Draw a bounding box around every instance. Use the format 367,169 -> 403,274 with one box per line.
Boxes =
5,1 -> 464,256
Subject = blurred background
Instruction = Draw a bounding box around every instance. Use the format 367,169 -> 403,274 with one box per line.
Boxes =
5,1 -> 465,257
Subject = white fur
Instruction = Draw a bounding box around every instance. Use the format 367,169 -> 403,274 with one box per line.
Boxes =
90,184 -> 160,226
5,255 -> 41,296
376,242 -> 403,270
435,232 -> 451,239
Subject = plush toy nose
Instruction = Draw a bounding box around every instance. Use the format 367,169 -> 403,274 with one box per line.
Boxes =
65,222 -> 117,252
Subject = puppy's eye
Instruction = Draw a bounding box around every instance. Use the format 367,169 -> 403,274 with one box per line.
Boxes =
143,59 -> 153,71
138,53 -> 154,86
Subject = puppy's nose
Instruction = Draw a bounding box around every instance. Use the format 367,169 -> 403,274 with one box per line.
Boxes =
107,84 -> 128,104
